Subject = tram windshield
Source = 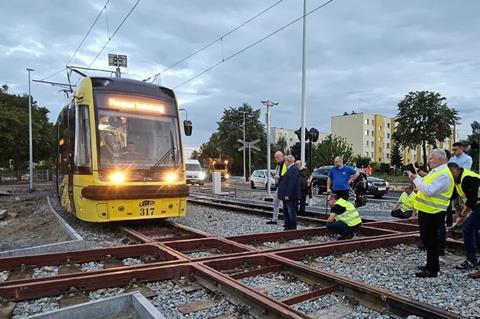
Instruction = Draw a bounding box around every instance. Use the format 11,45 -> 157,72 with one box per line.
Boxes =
97,109 -> 181,170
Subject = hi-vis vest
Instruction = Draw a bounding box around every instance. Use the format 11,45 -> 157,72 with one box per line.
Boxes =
276,163 -> 287,177
399,192 -> 416,212
335,198 -> 362,227
456,169 -> 480,205
414,167 -> 454,214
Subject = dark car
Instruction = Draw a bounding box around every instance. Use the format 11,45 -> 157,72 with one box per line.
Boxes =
310,165 -> 389,198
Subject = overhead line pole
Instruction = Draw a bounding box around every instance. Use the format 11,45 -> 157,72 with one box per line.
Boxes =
300,0 -> 307,165
243,112 -> 247,183
27,68 -> 34,191
262,100 -> 278,201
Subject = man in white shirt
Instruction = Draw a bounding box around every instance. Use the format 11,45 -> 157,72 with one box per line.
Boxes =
449,142 -> 473,170
409,149 -> 454,277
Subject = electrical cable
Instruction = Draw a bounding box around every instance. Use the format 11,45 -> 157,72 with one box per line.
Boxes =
173,0 -> 336,89
88,0 -> 141,67
143,0 -> 286,82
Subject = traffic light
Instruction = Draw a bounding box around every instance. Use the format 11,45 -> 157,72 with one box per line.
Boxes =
308,128 -> 320,142
295,128 -> 309,141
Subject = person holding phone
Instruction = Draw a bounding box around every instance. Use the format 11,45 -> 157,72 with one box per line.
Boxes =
409,149 -> 454,278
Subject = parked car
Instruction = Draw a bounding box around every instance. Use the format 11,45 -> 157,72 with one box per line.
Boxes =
185,159 -> 206,185
250,169 -> 276,190
310,165 -> 389,198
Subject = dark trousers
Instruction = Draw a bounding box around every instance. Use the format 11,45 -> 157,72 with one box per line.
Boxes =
446,201 -> 453,227
418,211 -> 445,273
297,190 -> 307,215
327,221 -> 361,236
333,189 -> 349,200
437,201 -> 454,249
283,200 -> 297,230
391,209 -> 413,219
462,208 -> 480,264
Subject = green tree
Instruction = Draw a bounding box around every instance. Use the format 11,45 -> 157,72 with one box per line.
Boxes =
198,103 -> 266,175
272,134 -> 288,154
352,155 -> 370,168
390,142 -> 403,169
190,150 -> 199,160
0,85 -> 55,179
312,135 -> 354,167
393,91 -> 459,166
466,121 -> 480,172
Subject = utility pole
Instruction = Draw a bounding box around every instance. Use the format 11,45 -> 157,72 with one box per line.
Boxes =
26,68 -> 34,191
300,0 -> 307,165
242,112 -> 246,182
261,100 -> 278,201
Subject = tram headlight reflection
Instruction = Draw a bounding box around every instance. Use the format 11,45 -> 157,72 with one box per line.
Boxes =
199,172 -> 206,180
109,171 -> 126,183
165,172 -> 178,183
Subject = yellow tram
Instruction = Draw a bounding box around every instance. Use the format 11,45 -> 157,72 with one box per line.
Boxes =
53,77 -> 191,222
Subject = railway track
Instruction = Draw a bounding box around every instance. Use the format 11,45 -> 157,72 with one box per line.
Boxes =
0,196 -> 472,318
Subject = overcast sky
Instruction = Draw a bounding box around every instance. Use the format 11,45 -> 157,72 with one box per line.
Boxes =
2,0 -> 479,151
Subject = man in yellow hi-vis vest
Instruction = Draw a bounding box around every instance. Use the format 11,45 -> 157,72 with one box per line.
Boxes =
391,184 -> 417,219
267,151 -> 287,225
448,162 -> 480,271
409,149 -> 454,278
326,193 -> 362,240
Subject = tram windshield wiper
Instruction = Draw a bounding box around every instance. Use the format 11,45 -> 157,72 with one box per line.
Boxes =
150,146 -> 175,170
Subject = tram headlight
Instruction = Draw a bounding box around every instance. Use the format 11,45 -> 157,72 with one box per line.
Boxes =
165,172 -> 178,183
225,173 -> 230,179
199,172 -> 206,180
109,171 -> 126,183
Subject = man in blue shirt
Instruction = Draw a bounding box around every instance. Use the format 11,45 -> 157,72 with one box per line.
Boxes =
327,156 -> 359,200
449,142 -> 473,170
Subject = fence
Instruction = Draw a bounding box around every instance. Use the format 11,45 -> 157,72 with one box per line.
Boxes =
0,169 -> 51,184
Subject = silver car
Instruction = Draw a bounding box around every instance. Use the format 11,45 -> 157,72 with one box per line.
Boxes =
250,169 -> 276,190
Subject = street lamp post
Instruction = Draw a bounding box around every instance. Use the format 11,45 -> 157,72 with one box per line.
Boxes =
26,68 -> 34,191
242,112 -> 247,183
261,100 -> 278,201
300,0 -> 307,165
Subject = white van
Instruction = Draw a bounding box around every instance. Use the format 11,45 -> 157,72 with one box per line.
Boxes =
185,159 -> 206,185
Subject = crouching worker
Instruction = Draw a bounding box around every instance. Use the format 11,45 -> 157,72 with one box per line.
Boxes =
391,184 -> 417,219
326,194 -> 362,240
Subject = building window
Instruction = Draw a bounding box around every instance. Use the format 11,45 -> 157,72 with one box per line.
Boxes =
372,120 -> 374,125
378,137 -> 381,141
387,123 -> 390,128
387,153 -> 390,158
371,141 -> 374,147
365,140 -> 368,146
365,130 -> 368,136
386,143 -> 390,149
387,133 -> 390,138
366,152 -> 369,157
365,119 -> 368,125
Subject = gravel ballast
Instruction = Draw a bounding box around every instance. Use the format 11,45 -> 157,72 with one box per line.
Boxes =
147,279 -> 254,318
174,203 -> 302,236
303,244 -> 480,318
239,272 -> 311,300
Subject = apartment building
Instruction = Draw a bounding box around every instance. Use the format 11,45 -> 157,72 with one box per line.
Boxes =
331,112 -> 458,164
271,127 -> 328,151
331,112 -> 394,163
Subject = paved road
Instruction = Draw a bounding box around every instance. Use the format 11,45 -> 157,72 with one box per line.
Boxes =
190,176 -> 402,202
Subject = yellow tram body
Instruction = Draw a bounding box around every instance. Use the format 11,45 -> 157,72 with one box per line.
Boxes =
53,77 -> 189,222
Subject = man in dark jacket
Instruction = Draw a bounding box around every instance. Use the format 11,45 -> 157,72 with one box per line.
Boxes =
277,155 -> 300,230
295,160 -> 312,216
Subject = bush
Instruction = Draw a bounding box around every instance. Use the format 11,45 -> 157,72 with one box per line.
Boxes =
379,163 -> 391,173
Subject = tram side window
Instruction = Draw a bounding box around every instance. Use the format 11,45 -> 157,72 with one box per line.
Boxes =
58,108 -> 69,173
74,104 -> 92,170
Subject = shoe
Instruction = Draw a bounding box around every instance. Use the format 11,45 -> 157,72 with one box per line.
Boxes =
415,270 -> 437,278
456,260 -> 478,270
266,220 -> 277,225
337,234 -> 354,240
417,265 -> 427,271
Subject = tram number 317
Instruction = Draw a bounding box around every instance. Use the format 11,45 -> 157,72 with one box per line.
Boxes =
140,208 -> 155,216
